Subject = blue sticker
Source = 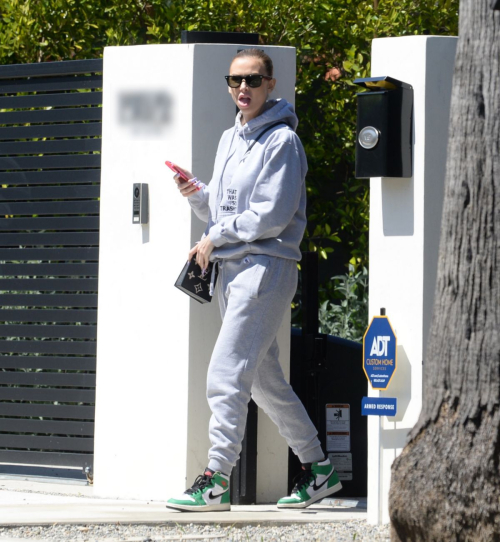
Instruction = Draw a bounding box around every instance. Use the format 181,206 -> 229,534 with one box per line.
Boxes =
363,316 -> 397,390
361,397 -> 397,416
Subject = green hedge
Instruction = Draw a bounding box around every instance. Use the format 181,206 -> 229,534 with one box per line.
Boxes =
0,0 -> 458,335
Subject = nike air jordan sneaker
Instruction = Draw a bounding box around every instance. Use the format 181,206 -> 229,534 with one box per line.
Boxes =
166,469 -> 230,512
277,458 -> 342,508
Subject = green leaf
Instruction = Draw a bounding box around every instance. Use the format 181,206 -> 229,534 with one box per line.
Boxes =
0,0 -> 459,334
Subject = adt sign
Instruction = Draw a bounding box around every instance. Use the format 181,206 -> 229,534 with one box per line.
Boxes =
363,316 -> 397,390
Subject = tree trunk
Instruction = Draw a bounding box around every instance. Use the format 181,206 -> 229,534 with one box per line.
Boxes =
389,2 -> 500,541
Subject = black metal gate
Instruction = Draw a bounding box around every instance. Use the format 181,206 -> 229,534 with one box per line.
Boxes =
0,59 -> 102,475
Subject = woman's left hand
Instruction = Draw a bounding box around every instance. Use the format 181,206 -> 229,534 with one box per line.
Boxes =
188,235 -> 215,273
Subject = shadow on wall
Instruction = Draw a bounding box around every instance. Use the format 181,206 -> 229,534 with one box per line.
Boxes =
379,344 -> 413,464
382,178 -> 414,236
381,344 -> 412,423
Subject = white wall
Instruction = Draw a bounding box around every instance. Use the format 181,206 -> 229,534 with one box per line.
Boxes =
94,43 -> 297,502
367,36 -> 457,524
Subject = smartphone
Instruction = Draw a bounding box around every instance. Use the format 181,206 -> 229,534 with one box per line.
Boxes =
165,161 -> 190,182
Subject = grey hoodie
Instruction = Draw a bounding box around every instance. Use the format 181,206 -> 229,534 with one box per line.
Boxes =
188,98 -> 307,261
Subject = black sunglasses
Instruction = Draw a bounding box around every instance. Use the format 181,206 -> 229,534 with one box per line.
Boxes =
225,74 -> 272,88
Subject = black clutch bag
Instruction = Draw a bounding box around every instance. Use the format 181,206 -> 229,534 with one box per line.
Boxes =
174,259 -> 218,304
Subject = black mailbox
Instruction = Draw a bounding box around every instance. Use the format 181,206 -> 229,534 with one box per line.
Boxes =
354,76 -> 413,178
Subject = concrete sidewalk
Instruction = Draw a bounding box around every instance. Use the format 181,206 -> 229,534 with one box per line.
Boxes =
0,477 -> 366,527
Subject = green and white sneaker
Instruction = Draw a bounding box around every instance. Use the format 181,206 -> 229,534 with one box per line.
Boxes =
277,458 -> 342,509
166,469 -> 230,512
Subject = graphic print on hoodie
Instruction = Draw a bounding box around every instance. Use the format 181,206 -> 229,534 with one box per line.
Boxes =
220,188 -> 238,214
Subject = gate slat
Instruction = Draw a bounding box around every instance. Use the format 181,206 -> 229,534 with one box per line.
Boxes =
0,248 -> 99,260
0,356 -> 96,370
0,170 -> 101,185
0,418 -> 94,436
0,310 -> 97,323
0,200 -> 99,215
0,124 -> 102,142
0,388 -> 95,403
0,107 -> 102,125
0,403 -> 95,419
0,372 -> 96,387
0,325 -> 97,339
0,233 -> 99,246
0,278 -> 98,291
0,217 -> 99,231
0,450 -> 92,468
0,264 -> 99,276
0,92 -> 103,110
0,75 -> 102,94
0,435 -> 94,453
0,294 -> 98,307
0,59 -> 102,79
0,74 -> 102,94
0,154 -> 101,171
0,185 -> 100,201
0,139 -> 101,156
0,340 -> 96,355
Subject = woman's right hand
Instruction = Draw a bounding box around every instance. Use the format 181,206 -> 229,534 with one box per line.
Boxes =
172,164 -> 199,198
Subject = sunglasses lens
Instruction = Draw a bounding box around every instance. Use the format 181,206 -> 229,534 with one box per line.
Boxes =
246,75 -> 262,88
227,76 -> 242,88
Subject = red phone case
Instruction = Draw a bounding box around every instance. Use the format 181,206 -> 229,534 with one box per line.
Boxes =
165,161 -> 189,182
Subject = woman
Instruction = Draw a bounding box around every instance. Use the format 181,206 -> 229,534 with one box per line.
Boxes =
167,48 -> 341,512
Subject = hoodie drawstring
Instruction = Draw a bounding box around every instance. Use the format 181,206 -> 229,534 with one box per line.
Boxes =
209,260 -> 219,297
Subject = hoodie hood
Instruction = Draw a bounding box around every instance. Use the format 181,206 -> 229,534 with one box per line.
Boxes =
235,99 -> 299,137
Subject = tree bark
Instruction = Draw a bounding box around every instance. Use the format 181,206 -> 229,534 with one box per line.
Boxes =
389,1 -> 500,540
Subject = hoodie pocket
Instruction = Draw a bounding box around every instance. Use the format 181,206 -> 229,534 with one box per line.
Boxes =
246,255 -> 271,299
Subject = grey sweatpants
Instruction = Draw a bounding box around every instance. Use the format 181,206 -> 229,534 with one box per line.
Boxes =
206,254 -> 324,475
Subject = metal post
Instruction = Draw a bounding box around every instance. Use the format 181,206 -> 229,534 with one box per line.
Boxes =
300,252 -> 327,433
230,400 -> 258,504
301,252 -> 319,334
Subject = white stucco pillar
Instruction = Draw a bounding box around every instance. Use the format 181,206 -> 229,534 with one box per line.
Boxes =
366,36 -> 458,524
93,43 -> 296,502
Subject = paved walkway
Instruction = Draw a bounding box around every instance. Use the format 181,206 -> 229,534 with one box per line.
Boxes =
0,477 -> 366,526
